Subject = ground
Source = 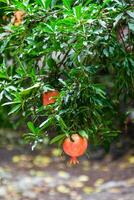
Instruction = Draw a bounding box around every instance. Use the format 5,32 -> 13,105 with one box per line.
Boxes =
0,145 -> 134,200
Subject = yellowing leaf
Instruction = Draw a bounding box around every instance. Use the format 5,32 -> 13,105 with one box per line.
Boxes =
83,167 -> 89,171
12,155 -> 31,163
57,185 -> 70,193
57,171 -> 70,179
70,191 -> 78,197
33,156 -> 51,166
32,171 -> 46,177
12,155 -> 21,163
119,163 -> 128,169
7,145 -> 13,150
69,180 -> 84,188
83,186 -> 94,194
51,148 -> 62,157
45,177 -> 54,183
7,185 -> 14,192
92,164 -> 100,170
127,178 -> 134,186
109,188 -> 120,193
101,166 -> 109,172
78,175 -> 89,182
94,178 -> 104,187
82,160 -> 90,167
128,156 -> 134,164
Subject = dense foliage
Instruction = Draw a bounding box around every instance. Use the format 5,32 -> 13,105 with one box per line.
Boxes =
0,0 -> 134,150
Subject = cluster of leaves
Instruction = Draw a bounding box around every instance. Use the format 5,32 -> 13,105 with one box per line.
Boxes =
0,0 -> 134,150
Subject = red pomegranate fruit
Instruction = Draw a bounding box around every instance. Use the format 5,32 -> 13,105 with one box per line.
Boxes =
63,134 -> 88,164
42,90 -> 59,106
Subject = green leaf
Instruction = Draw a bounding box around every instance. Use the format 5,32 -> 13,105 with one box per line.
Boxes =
39,117 -> 54,128
55,115 -> 67,130
50,134 -> 65,144
73,5 -> 82,20
20,83 -> 40,96
8,104 -> 21,115
51,0 -> 57,8
128,22 -> 134,32
2,101 -> 21,106
79,130 -> 88,139
0,91 -> 4,101
103,141 -> 110,153
99,20 -> 107,28
62,0 -> 72,9
16,56 -> 27,75
36,0 -> 51,9
0,71 -> 8,79
0,36 -> 11,54
113,13 -> 123,27
42,85 -> 54,92
45,0 -> 52,9
27,121 -> 36,133
127,11 -> 134,19
58,78 -> 67,86
0,0 -> 9,3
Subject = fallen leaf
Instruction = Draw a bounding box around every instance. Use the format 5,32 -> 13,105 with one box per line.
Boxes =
126,178 -> 134,186
83,186 -> 94,194
7,145 -> 13,150
82,160 -> 90,167
12,155 -> 31,163
30,170 -> 46,177
57,185 -> 70,193
128,156 -> 134,164
101,166 -> 109,172
109,188 -> 121,193
83,167 -> 89,171
69,180 -> 84,188
33,187 -> 45,192
51,148 -> 62,157
92,164 -> 100,170
70,191 -> 79,198
45,177 -> 54,183
7,185 -> 15,192
12,155 -> 21,163
33,156 -> 51,166
78,175 -> 89,182
94,178 -> 104,187
57,171 -> 70,179
119,163 -> 129,169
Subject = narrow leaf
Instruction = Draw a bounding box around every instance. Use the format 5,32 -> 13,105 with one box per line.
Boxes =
27,121 -> 36,133
8,104 -> 21,115
50,134 -> 65,144
62,0 -> 72,9
39,117 -> 54,128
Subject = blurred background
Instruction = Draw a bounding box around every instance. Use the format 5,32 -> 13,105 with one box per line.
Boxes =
0,107 -> 134,200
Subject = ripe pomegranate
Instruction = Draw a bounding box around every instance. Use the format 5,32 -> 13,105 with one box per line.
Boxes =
42,90 -> 59,106
63,134 -> 88,164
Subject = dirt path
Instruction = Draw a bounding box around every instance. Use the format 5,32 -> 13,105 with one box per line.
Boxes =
0,147 -> 134,200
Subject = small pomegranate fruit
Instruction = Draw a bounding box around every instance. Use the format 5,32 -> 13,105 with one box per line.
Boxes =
14,10 -> 25,26
42,90 -> 59,106
63,134 -> 88,164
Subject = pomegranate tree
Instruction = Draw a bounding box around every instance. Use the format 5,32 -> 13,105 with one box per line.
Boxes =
0,0 -> 133,159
